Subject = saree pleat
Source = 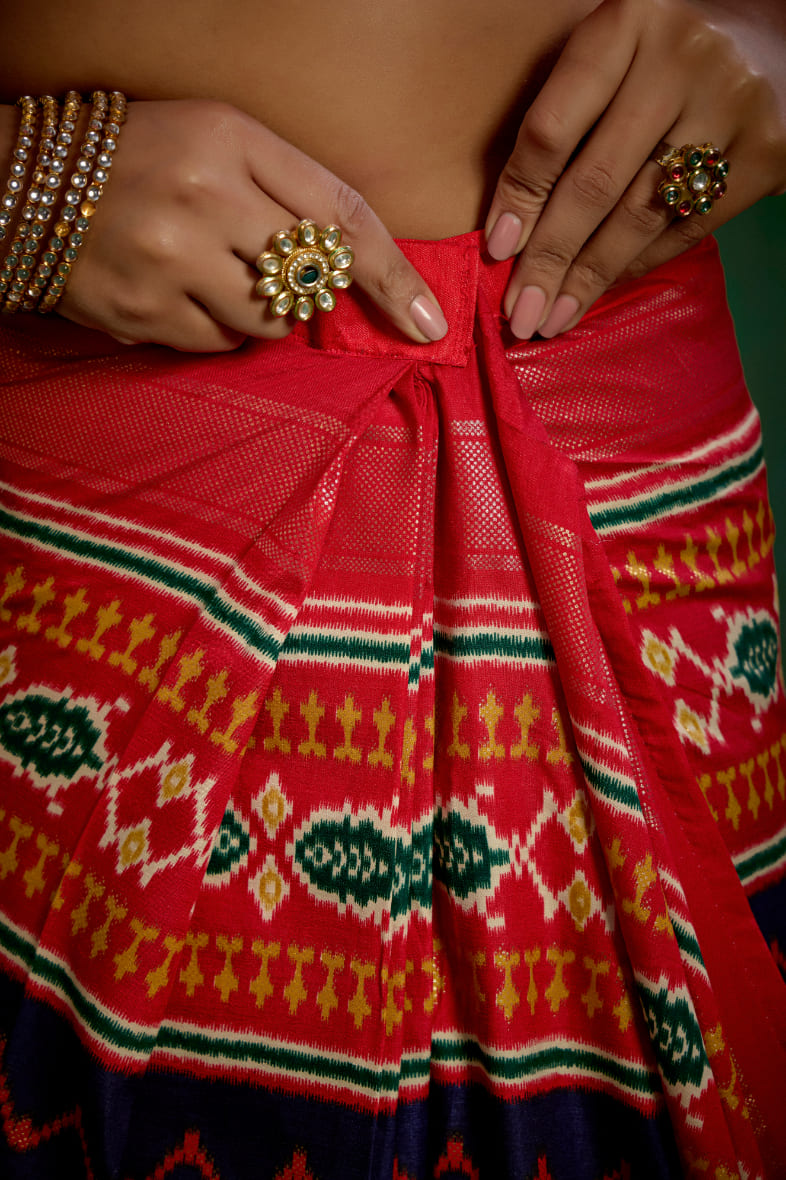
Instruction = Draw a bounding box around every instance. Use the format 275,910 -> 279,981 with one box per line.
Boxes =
0,232 -> 784,1179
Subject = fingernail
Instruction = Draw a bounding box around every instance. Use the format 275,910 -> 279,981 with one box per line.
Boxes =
486,212 -> 523,261
510,286 -> 547,340
539,294 -> 581,338
410,295 -> 448,342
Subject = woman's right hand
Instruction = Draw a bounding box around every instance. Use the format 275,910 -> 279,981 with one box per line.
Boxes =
51,99 -> 448,351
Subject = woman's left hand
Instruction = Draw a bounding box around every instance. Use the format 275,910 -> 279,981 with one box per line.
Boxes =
485,0 -> 786,339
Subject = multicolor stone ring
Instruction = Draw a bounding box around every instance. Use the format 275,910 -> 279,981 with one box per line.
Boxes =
255,219 -> 354,321
655,143 -> 730,219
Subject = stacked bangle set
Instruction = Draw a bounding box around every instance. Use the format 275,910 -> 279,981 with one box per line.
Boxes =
0,90 -> 126,313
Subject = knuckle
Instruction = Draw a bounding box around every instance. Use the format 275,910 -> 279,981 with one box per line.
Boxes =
570,159 -> 618,209
621,255 -> 649,282
192,99 -> 246,142
523,104 -> 568,158
207,333 -> 247,353
498,160 -> 552,212
571,253 -> 617,292
681,17 -> 719,62
258,317 -> 293,341
173,165 -> 222,211
108,290 -> 162,329
367,252 -> 414,309
672,215 -> 708,248
524,236 -> 575,275
330,181 -> 372,238
618,193 -> 666,237
136,223 -> 181,266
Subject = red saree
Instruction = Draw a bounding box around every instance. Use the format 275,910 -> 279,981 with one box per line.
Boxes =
0,232 -> 784,1179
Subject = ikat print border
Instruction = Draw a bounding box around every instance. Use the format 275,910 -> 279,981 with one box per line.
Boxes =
588,439 -> 764,536
0,914 -> 663,1109
0,504 -> 287,664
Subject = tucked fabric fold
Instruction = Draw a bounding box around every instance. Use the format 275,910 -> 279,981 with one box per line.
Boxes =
0,232 -> 784,1180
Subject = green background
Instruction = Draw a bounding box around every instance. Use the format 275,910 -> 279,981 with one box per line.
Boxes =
716,195 -> 786,627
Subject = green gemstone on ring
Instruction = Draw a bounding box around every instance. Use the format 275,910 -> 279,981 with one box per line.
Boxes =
714,159 -> 730,179
661,184 -> 681,205
686,148 -> 703,168
297,264 -> 320,286
694,195 -> 713,215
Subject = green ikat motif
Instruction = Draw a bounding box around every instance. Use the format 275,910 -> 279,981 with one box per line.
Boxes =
638,976 -> 709,1095
726,610 -> 779,708
290,797 -> 512,927
290,808 -> 431,925
433,802 -> 510,910
206,803 -> 251,882
0,685 -> 111,803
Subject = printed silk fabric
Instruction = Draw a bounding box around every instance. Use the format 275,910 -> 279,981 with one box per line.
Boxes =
0,234 -> 784,1180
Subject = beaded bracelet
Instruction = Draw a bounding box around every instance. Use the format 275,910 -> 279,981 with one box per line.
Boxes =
0,95 -> 59,308
20,88 -> 94,312
15,92 -> 83,312
0,90 -> 127,314
0,97 -> 37,245
39,90 -> 127,313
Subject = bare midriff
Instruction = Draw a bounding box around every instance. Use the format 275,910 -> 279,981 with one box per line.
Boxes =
0,0 -> 599,239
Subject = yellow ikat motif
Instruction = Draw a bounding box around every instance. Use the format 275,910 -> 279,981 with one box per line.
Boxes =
610,502 -> 774,615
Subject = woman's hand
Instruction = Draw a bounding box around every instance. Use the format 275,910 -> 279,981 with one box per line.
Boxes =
485,0 -> 786,339
57,99 -> 448,350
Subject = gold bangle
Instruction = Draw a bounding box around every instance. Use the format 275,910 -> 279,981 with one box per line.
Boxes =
16,92 -> 83,311
0,97 -> 38,245
39,90 -> 127,314
0,95 -> 59,310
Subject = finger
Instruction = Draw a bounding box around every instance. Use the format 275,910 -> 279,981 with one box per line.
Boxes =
242,121 -> 448,342
536,148 -> 723,337
150,299 -> 250,352
534,131 -> 732,339
501,95 -> 684,331
61,283 -> 249,352
621,134 -> 757,280
505,115 -> 725,337
485,0 -> 639,261
188,249 -> 292,340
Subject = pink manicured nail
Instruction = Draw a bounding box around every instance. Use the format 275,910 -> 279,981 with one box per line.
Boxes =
539,294 -> 581,338
486,212 -> 523,261
410,295 -> 448,341
510,286 -> 547,340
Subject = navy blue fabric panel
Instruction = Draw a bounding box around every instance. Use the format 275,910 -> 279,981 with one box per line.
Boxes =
748,873 -> 786,981
1,973 -> 682,1179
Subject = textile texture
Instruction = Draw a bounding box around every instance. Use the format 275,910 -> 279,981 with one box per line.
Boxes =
0,233 -> 784,1179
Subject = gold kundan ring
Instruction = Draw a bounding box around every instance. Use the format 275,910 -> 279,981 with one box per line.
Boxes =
655,143 -> 730,218
255,219 -> 354,321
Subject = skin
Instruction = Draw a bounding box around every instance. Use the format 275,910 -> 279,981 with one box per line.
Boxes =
0,0 -> 784,350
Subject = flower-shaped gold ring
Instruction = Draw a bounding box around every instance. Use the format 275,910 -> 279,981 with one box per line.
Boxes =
255,219 -> 354,321
655,143 -> 730,218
